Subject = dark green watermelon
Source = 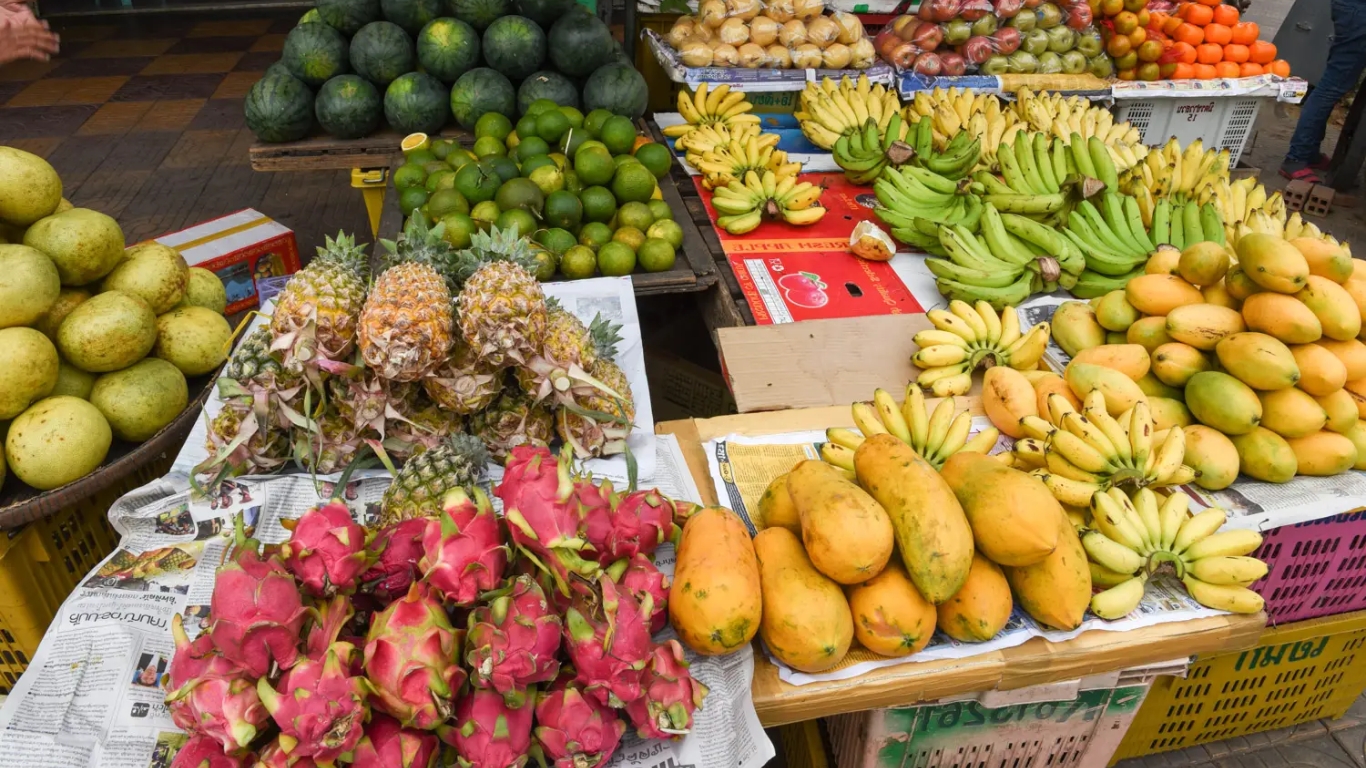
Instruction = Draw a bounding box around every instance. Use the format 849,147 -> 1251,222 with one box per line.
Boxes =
385,71 -> 450,133
547,9 -> 613,77
318,0 -> 380,35
381,0 -> 442,35
266,59 -> 293,78
449,67 -> 515,129
512,0 -> 573,28
299,8 -> 321,23
316,74 -> 383,138
350,21 -> 414,87
245,72 -> 315,142
582,61 -> 647,119
481,15 -> 545,82
517,70 -> 578,114
282,22 -> 350,88
448,0 -> 510,31
416,17 -> 480,83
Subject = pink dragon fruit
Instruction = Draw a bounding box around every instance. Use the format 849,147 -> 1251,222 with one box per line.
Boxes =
496,446 -> 600,595
420,487 -> 508,606
362,519 -> 428,603
611,555 -> 669,635
563,577 -> 654,708
253,739 -> 319,768
363,582 -> 467,729
466,575 -> 562,706
441,687 -> 536,768
171,734 -> 253,768
208,522 -> 309,679
165,615 -> 268,753
582,488 -> 679,566
256,642 -> 371,764
351,713 -> 441,768
282,501 -> 374,597
625,641 -> 709,740
533,678 -> 626,768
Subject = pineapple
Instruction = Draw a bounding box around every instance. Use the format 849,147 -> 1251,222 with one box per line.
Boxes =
271,231 -> 369,369
198,401 -> 291,481
454,226 -> 548,368
194,326 -> 300,484
470,388 -> 555,462
424,339 -> 505,415
379,433 -> 491,524
295,406 -> 365,475
360,217 -> 456,382
327,368 -> 414,439
556,357 -> 635,459
514,298 -> 596,401
385,399 -> 466,462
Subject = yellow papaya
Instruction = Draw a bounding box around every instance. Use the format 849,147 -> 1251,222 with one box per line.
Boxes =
845,559 -> 937,657
1033,372 -> 1081,419
936,553 -> 1012,643
756,472 -> 801,533
1216,332 -> 1301,391
1185,370 -> 1263,435
940,452 -> 1061,567
1003,510 -> 1091,631
1230,427 -> 1297,483
754,527 -> 853,672
983,366 -> 1039,439
670,507 -> 763,655
787,460 -> 894,585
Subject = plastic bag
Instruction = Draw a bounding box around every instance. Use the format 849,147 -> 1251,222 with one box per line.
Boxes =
662,0 -> 878,70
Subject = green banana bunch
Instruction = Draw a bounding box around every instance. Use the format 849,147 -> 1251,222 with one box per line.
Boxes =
929,223 -> 1035,310
910,119 -> 981,181
1159,199 -> 1225,250
1061,192 -> 1154,281
875,164 -> 981,236
832,114 -> 915,186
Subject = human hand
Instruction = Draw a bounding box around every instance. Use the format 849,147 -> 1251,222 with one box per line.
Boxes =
0,12 -> 59,64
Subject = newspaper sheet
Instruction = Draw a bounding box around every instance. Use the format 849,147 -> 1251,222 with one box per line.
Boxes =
0,435 -> 773,768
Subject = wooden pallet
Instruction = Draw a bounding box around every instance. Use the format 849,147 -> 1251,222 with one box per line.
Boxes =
249,128 -> 472,172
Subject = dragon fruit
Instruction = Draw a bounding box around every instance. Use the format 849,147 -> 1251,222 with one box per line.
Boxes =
611,555 -> 669,635
625,641 -> 709,740
466,575 -> 562,706
351,713 -> 441,768
362,519 -> 428,603
165,616 -> 268,752
171,734 -> 253,768
533,678 -> 626,768
256,642 -> 371,764
442,687 -> 536,768
253,739 -> 319,768
303,595 -> 355,661
582,488 -> 679,566
563,577 -> 654,708
496,446 -> 599,594
420,487 -> 508,606
209,522 -> 309,678
363,582 -> 467,729
282,501 -> 373,597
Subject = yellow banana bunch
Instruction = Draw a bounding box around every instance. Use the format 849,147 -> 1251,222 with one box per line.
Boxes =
1126,137 -> 1231,204
796,74 -> 900,150
688,133 -> 799,190
910,302 -> 1049,397
662,83 -> 761,139
901,87 -> 1022,168
821,387 -> 1000,471
1010,88 -> 1148,171
710,168 -> 825,234
675,121 -> 764,157
1282,212 -> 1352,256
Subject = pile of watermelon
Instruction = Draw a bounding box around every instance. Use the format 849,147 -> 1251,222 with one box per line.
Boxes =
245,0 -> 651,143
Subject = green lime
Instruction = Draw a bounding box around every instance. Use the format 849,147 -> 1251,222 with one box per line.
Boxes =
507,130 -> 521,151
425,169 -> 454,192
638,238 -> 677,273
647,199 -> 673,222
544,189 -> 583,230
583,108 -> 613,138
535,110 -> 571,145
617,201 -> 654,232
514,136 -> 551,164
634,142 -> 673,180
530,246 -> 557,281
563,169 -> 583,194
399,187 -> 430,215
612,226 -> 646,251
515,115 -> 540,142
559,106 -> 585,129
612,163 -> 657,204
421,159 -> 448,175
402,133 -> 431,153
574,147 -> 615,187
489,157 -> 521,184
579,186 -> 617,223
646,219 -> 684,249
496,208 -> 538,238
528,164 -> 565,196
427,188 -> 470,220
560,128 -> 589,159
578,221 -> 613,251
526,98 -> 559,117
472,135 -> 506,159
598,241 -> 636,276
600,115 -> 637,156
577,139 -> 608,155
475,112 -> 513,142
536,226 -> 578,255
431,139 -> 454,160
495,177 -> 545,215
440,212 -> 478,248
548,152 -> 568,170
455,162 -> 501,204
613,154 -> 641,170
446,151 -> 476,171
561,245 -> 598,279
394,163 -> 428,190
471,200 -> 501,232
409,149 -> 438,167
520,154 -> 557,177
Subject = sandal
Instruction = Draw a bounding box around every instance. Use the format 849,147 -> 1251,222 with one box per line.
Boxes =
1280,166 -> 1323,184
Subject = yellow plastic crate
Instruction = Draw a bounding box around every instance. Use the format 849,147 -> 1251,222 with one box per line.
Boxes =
780,720 -> 830,768
0,457 -> 171,692
1110,609 -> 1366,763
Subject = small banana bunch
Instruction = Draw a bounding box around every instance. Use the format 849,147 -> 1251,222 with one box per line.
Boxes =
903,87 -> 1022,170
675,120 -> 763,157
976,131 -> 1113,219
910,301 -> 1049,396
710,168 -> 825,234
874,164 -> 981,231
831,114 -> 913,186
689,133 -> 800,191
820,388 -> 1000,472
661,83 -> 761,139
795,74 -> 900,150
1011,88 -> 1148,173
1019,393 -> 1195,509
1215,177 -> 1294,247
1082,488 -> 1267,618
1125,138 -> 1231,205
1283,211 -> 1353,257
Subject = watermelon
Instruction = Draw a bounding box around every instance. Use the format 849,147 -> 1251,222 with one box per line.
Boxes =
481,15 -> 546,82
512,0 -> 573,28
417,17 -> 480,83
381,0 -> 442,35
350,21 -> 414,86
316,74 -> 383,139
448,0 -> 510,31
318,0 -> 381,35
266,59 -> 293,78
245,72 -> 315,142
299,8 -> 321,23
547,8 -> 613,77
449,67 -> 515,129
385,71 -> 450,133
282,22 -> 350,88
582,61 -> 647,119
517,70 -> 578,114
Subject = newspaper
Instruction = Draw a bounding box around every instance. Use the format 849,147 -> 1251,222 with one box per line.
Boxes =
0,435 -> 774,768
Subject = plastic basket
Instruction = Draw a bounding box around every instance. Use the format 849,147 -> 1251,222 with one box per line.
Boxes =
0,456 -> 171,692
1112,96 -> 1264,168
1109,609 -> 1366,763
1249,510 -> 1366,625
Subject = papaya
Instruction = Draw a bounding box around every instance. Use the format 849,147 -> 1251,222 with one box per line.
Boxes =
756,472 -> 801,533
936,553 -> 1012,643
754,527 -> 853,672
1148,397 -> 1193,430
1346,377 -> 1366,419
854,434 -> 975,604
1296,275 -> 1362,341
1236,232 -> 1311,293
1151,342 -> 1211,387
1289,237 -> 1354,284
1127,316 -> 1173,353
1316,339 -> 1366,381
1070,344 -> 1150,381
787,460 -> 894,585
1202,280 -> 1240,310
1316,388 -> 1359,433
1178,241 -> 1231,286
845,559 -> 937,657
1051,301 -> 1106,357
1290,343 -> 1348,396
1095,290 -> 1140,332
983,366 -> 1039,439
1286,430 -> 1358,476
940,452 -> 1061,567
1241,293 -> 1323,344
1166,303 -> 1246,350
1033,372 -> 1081,419
1257,387 -> 1327,439
1216,332 -> 1301,391
1002,510 -> 1091,631
1225,264 -> 1263,301
1145,246 -> 1180,275
1342,421 -> 1366,469
1185,371 -> 1263,435
670,507 -> 763,655
1137,373 -> 1183,400
1183,425 -> 1240,490
1230,427 -> 1297,483
1125,273 -> 1205,316
1065,362 -> 1147,416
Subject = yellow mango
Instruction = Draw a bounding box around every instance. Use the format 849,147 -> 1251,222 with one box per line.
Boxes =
1225,264 -> 1264,301
1296,275 -> 1362,341
1257,387 -> 1327,439
1183,425 -> 1240,490
1185,370 -> 1263,435
1178,241 -> 1231,286
1318,339 -> 1366,380
1148,397 -> 1193,430
1241,292 -> 1323,344
1166,303 -> 1246,350
1216,332 -> 1301,391
1291,343 -> 1349,396
1342,421 -> 1366,469
845,559 -> 937,657
1137,373 -> 1183,400
936,553 -> 1012,643
1051,301 -> 1107,357
1064,361 -> 1147,416
1095,290 -> 1140,332
787,460 -> 894,585
1003,510 -> 1092,631
1347,377 -> 1366,419
1145,246 -> 1180,275
1287,430 -> 1358,476
1230,427 -> 1297,483
1316,389 -> 1359,433
1106,331 -> 1128,345
940,452 -> 1061,567
670,507 -> 763,655
1202,280 -> 1240,310
1340,278 -> 1366,336
754,527 -> 853,672
983,366 -> 1039,439
756,472 -> 801,533
1289,237 -> 1354,283
1237,232 -> 1311,293
1127,316 -> 1174,353
1151,342 -> 1212,388
1070,344 -> 1151,381
1125,273 -> 1205,316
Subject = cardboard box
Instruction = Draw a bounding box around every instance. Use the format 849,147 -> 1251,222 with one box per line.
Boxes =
155,209 -> 300,314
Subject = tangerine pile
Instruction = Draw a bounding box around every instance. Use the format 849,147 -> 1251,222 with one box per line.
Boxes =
1144,0 -> 1290,80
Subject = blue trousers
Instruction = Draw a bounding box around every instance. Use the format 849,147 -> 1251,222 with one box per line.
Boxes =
1285,0 -> 1366,165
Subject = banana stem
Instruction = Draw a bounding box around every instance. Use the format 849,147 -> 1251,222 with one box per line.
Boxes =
1147,550 -> 1186,579
886,142 -> 914,166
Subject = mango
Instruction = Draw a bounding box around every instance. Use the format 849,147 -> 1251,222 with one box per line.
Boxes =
1291,343 -> 1349,396
1230,427 -> 1297,483
1287,430 -> 1357,476
1318,339 -> 1366,380
1316,389 -> 1359,433
1070,344 -> 1150,381
1346,378 -> 1366,419
1185,371 -> 1262,435
1145,246 -> 1180,275
1342,421 -> 1366,469
1241,292 -> 1323,344
1216,332 -> 1301,390
1003,510 -> 1091,631
1257,387 -> 1327,439
1127,316 -> 1174,353
1095,290 -> 1140,332
1033,372 -> 1081,419
670,507 -> 762,655
754,527 -> 853,672
1137,373 -> 1183,400
1296,275 -> 1362,341
1125,273 -> 1205,316
1225,264 -> 1264,301
787,460 -> 894,585
1178,241 -> 1231,286
845,559 -> 937,657
1151,342 -> 1211,388
1065,362 -> 1147,416
1340,278 -> 1366,333
1237,232 -> 1311,293
983,366 -> 1038,439
756,472 -> 801,533
1166,304 -> 1246,350
1202,280 -> 1240,310
940,452 -> 1061,567
1183,425 -> 1240,490
1051,301 -> 1106,357
1148,397 -> 1193,430
1106,332 -> 1127,345
936,553 -> 1012,643
1289,237 -> 1353,283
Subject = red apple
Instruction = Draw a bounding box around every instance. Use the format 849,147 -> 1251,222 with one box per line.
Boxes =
913,51 -> 944,74
910,22 -> 944,50
890,40 -> 920,68
939,51 -> 968,74
994,0 -> 1026,18
992,25 -> 1023,53
1066,3 -> 1093,28
962,34 -> 995,62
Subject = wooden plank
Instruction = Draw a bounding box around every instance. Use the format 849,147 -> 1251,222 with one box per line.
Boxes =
249,127 -> 471,172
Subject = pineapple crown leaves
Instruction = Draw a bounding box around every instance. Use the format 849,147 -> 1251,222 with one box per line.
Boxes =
378,215 -> 458,288
451,225 -> 542,287
315,230 -> 371,280
587,313 -> 624,362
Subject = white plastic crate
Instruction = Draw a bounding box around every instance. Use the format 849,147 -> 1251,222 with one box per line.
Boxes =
1113,96 -> 1265,169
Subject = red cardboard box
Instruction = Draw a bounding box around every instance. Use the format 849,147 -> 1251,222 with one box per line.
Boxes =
695,172 -> 887,256
155,209 -> 300,314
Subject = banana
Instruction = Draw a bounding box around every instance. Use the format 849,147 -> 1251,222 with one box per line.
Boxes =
1182,576 -> 1265,614
1185,556 -> 1268,586
820,441 -> 856,472
873,388 -> 911,444
924,396 -> 956,456
1015,438 -> 1049,469
1091,576 -> 1147,620
1048,393 -> 1080,425
851,402 -> 889,438
933,412 -> 973,464
927,309 -> 981,343
1181,529 -> 1264,561
1131,488 -> 1164,551
1128,401 -> 1153,472
1082,530 -> 1145,574
948,300 -> 989,339
1085,403 -> 1133,468
998,306 -> 1021,349
927,371 -> 973,397
961,426 -> 1001,454
825,427 -> 865,452
975,300 -> 1002,346
1037,471 -> 1102,507
1157,491 -> 1189,551
1148,426 -> 1185,484
1061,412 -> 1118,462
1107,488 -> 1154,552
1092,562 -> 1137,588
1171,508 -> 1228,554
913,329 -> 969,349
1091,491 -> 1147,552
1020,415 -> 1058,442
1002,323 -> 1049,370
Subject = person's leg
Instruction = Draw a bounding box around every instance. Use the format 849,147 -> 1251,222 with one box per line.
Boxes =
1283,0 -> 1366,176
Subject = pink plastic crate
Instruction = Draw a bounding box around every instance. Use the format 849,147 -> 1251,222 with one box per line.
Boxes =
1250,510 -> 1366,624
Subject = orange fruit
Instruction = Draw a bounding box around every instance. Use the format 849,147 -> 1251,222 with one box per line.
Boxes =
1223,43 -> 1250,63
1137,39 -> 1165,62
1114,10 -> 1139,33
1239,62 -> 1264,76
1230,21 -> 1259,45
1138,62 -> 1161,80
1170,41 -> 1197,64
1268,59 -> 1291,77
1107,34 -> 1133,57
1215,60 -> 1241,78
1197,0 -> 1221,6
1172,62 -> 1196,79
1205,23 -> 1232,44
1196,42 -> 1223,63
1211,3 -> 1239,26
1249,39 -> 1277,64
1183,4 -> 1213,25
1129,27 -> 1147,46
1137,9 -> 1151,27
1118,68 -> 1138,81
1163,14 -> 1184,33
1174,23 -> 1204,46
1193,63 -> 1218,79
1115,51 -> 1139,70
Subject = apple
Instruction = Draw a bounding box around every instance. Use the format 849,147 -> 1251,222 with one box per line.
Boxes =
928,0 -> 964,22
1023,0 -> 1042,6
980,53 -> 1010,74
970,13 -> 999,36
1035,2 -> 1063,28
1088,53 -> 1114,77
959,0 -> 990,21
1060,48 -> 1088,72
890,41 -> 919,68
1007,10 -> 1037,30
939,51 -> 968,74
993,25 -> 1023,53
1046,25 -> 1076,51
913,51 -> 944,74
1022,28 -> 1049,55
1075,28 -> 1103,55
994,0 -> 1025,17
911,22 -> 945,50
962,34 -> 996,62
1037,50 -> 1063,72
1007,50 -> 1039,72
1066,4 -> 1093,29
942,19 -> 972,44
